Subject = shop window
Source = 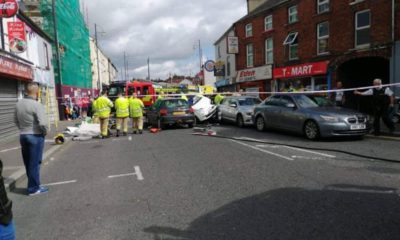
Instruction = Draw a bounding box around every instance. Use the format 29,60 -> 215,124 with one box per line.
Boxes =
264,15 -> 273,31
288,5 -> 298,24
245,23 -> 253,37
265,38 -> 273,64
246,43 -> 254,67
317,22 -> 329,54
355,10 -> 371,48
317,0 -> 329,14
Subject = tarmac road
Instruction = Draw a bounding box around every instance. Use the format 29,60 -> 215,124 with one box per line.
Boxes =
9,124 -> 400,240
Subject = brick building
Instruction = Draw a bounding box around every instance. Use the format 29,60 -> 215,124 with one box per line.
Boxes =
231,0 -> 400,110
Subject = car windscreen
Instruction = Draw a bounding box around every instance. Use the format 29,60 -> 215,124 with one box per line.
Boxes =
162,99 -> 189,109
108,86 -> 125,96
292,95 -> 319,108
238,98 -> 261,106
309,96 -> 334,107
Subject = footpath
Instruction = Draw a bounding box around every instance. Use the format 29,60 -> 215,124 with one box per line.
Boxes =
0,120 -> 80,192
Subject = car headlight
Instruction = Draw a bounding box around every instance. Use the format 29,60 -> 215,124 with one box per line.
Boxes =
320,115 -> 339,122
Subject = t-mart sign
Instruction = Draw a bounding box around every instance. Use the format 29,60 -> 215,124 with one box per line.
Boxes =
273,61 -> 329,79
236,65 -> 272,83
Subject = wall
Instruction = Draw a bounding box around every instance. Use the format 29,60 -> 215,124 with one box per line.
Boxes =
214,28 -> 237,85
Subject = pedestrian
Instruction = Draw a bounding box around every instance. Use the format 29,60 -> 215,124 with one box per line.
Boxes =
14,82 -> 49,195
129,92 -> 145,134
333,81 -> 345,107
0,159 -> 15,240
354,78 -> 396,135
114,92 -> 130,137
95,90 -> 113,139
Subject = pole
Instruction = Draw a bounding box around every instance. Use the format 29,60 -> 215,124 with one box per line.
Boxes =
147,57 -> 150,81
52,0 -> 64,120
95,24 -> 102,92
198,39 -> 202,72
123,52 -> 127,81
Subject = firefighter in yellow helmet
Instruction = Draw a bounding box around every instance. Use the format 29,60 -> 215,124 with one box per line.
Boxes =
114,91 -> 130,137
129,92 -> 145,134
95,90 -> 113,138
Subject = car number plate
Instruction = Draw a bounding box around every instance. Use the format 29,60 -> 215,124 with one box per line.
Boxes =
350,124 -> 366,130
173,111 -> 185,116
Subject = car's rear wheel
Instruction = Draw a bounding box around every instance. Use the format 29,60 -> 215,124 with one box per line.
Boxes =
237,114 -> 244,128
255,116 -> 266,132
304,120 -> 320,140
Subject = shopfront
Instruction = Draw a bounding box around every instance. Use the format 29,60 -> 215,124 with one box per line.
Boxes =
273,61 -> 329,94
0,54 -> 34,140
236,65 -> 272,99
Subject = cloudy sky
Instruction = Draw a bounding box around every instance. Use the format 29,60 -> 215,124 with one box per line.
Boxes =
83,0 -> 246,80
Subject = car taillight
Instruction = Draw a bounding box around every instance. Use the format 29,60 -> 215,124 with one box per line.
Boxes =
159,108 -> 168,116
189,107 -> 194,113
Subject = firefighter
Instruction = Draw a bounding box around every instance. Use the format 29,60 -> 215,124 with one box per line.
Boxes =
214,92 -> 224,105
91,97 -> 100,124
129,92 -> 145,134
181,92 -> 188,101
114,92 -> 130,137
95,90 -> 113,139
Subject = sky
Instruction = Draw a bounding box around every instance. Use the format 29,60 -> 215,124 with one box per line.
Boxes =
83,0 -> 247,80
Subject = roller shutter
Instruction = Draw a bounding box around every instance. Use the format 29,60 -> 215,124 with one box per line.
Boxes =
0,79 -> 18,141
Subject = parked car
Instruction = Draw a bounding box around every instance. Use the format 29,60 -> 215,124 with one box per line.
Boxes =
253,94 -> 371,140
218,96 -> 262,127
147,98 -> 195,129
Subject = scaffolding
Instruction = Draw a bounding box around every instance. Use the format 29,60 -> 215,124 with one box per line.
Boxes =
40,0 -> 92,89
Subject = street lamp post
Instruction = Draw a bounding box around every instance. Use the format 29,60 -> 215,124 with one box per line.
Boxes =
95,24 -> 102,93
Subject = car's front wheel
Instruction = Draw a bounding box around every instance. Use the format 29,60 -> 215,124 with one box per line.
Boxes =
255,116 -> 266,132
237,114 -> 244,128
304,120 -> 320,140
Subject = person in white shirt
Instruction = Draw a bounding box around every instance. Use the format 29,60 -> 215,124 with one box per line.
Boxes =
334,81 -> 345,107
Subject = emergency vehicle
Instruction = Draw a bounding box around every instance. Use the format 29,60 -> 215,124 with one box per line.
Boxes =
108,81 -> 157,107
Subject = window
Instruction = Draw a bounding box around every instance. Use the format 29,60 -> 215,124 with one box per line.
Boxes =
226,56 -> 231,77
317,0 -> 329,14
283,32 -> 298,45
245,23 -> 253,37
317,22 -> 329,54
217,46 -> 221,58
289,40 -> 298,60
288,5 -> 298,23
264,15 -> 273,31
265,38 -> 273,64
43,43 -> 50,69
355,10 -> 370,47
246,44 -> 254,67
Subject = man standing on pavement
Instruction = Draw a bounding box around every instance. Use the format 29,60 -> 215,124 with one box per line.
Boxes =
115,92 -> 130,137
129,93 -> 145,134
14,83 -> 49,195
333,81 -> 345,107
95,90 -> 113,138
354,78 -> 395,135
0,159 -> 15,239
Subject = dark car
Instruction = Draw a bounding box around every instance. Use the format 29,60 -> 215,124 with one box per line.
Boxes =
147,98 -> 195,129
253,94 -> 371,140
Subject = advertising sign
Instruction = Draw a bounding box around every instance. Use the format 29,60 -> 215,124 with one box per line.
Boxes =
7,21 -> 27,53
236,65 -> 272,83
273,61 -> 329,79
204,60 -> 215,72
0,0 -> 19,18
0,55 -> 33,80
214,61 -> 225,77
227,36 -> 239,54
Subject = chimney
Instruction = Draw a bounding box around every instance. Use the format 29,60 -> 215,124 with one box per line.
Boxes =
247,0 -> 268,13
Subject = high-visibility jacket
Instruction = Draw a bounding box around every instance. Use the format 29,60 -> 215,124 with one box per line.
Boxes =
181,94 -> 188,101
129,97 -> 144,118
92,99 -> 98,117
115,96 -> 129,118
95,96 -> 113,118
157,95 -> 164,101
214,94 -> 224,105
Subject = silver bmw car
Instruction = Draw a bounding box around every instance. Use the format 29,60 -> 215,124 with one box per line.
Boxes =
253,94 -> 371,140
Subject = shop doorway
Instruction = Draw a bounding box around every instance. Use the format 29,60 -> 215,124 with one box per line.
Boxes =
337,57 -> 390,113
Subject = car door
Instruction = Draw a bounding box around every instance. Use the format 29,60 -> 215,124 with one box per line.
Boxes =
218,98 -> 229,121
262,95 -> 282,128
226,99 -> 238,121
278,95 -> 301,131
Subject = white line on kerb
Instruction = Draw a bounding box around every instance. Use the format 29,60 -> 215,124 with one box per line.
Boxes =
42,180 -> 77,187
256,144 -> 336,158
231,140 -> 294,161
0,147 -> 21,153
108,166 -> 144,181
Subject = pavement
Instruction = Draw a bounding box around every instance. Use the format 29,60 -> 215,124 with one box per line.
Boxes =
7,123 -> 400,240
0,120 -> 81,192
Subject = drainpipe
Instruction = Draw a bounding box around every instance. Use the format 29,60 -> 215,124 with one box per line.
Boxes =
392,0 -> 397,95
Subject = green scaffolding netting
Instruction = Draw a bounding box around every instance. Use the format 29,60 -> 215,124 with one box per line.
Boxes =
40,0 -> 92,89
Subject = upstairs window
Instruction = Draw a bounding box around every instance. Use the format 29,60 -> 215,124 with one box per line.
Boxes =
288,5 -> 298,24
246,43 -> 254,67
265,38 -> 273,64
355,10 -> 371,47
284,32 -> 299,60
317,22 -> 329,54
317,0 -> 329,14
265,15 -> 273,31
245,23 -> 253,37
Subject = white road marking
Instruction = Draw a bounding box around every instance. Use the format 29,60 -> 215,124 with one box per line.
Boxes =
3,166 -> 24,170
231,140 -> 294,161
128,136 -> 132,141
0,147 -> 21,153
292,155 -> 324,160
257,144 -> 336,158
42,180 -> 77,187
108,166 -> 144,181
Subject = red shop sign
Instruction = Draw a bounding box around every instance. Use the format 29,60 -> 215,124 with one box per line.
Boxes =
273,61 -> 329,79
0,55 -> 33,80
0,0 -> 19,18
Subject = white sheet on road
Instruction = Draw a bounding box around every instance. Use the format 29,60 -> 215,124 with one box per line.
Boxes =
64,123 -> 100,137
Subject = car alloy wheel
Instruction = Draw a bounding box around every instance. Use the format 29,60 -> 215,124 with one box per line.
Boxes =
237,115 -> 244,128
256,116 -> 266,131
392,115 -> 399,123
304,120 -> 320,140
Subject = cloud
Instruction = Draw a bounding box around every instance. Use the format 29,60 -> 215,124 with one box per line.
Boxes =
84,0 -> 246,80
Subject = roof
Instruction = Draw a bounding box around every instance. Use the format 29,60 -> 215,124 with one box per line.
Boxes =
214,24 -> 234,46
236,0 -> 289,23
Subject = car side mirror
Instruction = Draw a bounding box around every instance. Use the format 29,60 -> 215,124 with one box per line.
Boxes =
286,103 -> 296,108
230,104 -> 237,108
